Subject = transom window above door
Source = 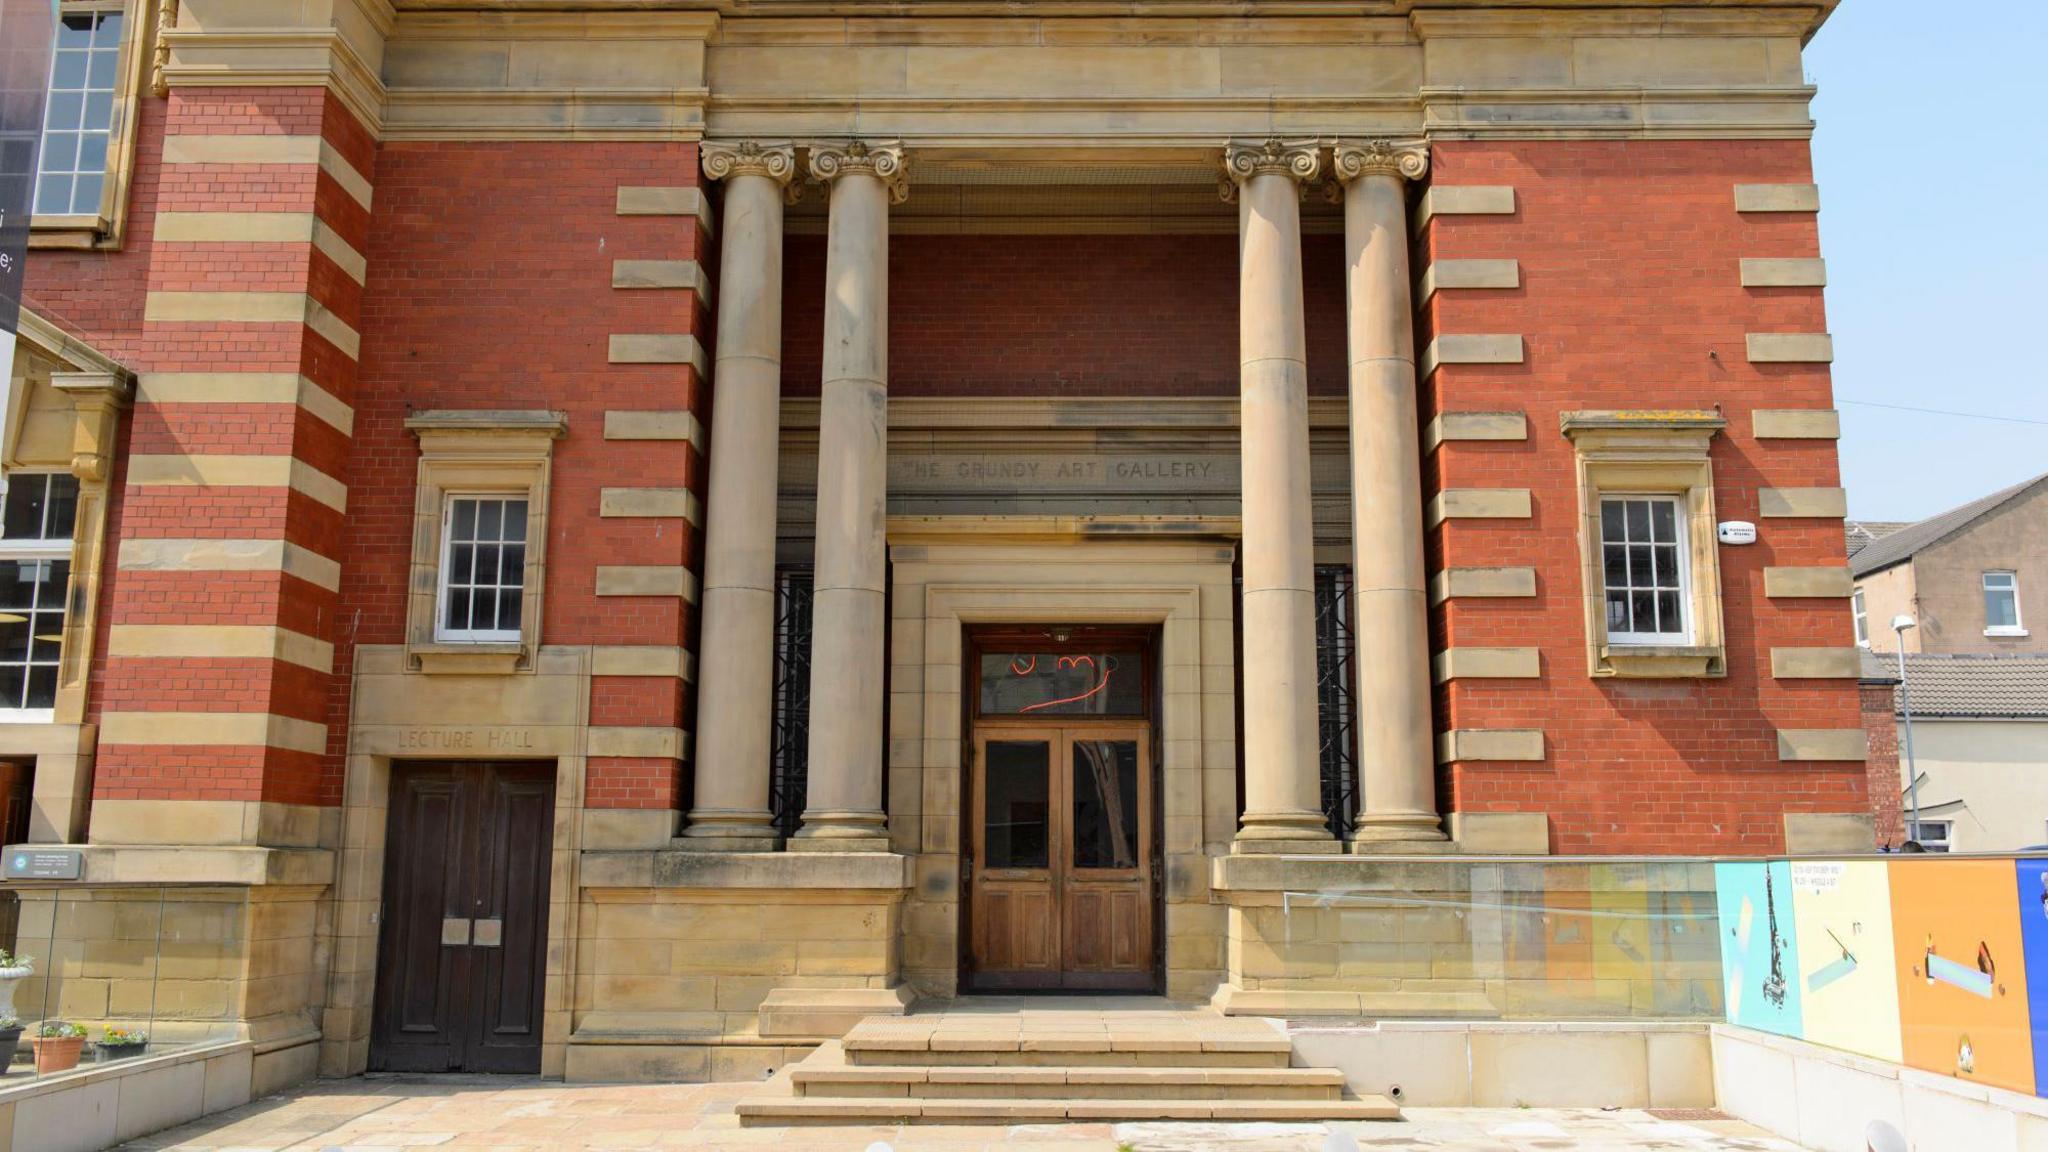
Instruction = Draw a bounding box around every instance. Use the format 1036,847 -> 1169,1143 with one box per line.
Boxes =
978,651 -> 1144,716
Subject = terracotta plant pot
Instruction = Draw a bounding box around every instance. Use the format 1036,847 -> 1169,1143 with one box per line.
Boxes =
29,1035 -> 84,1074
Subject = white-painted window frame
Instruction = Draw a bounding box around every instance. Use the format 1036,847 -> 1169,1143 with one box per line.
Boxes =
0,473 -> 78,723
1599,494 -> 1694,646
1852,588 -> 1869,647
1984,570 -> 2026,637
1908,820 -> 1952,853
434,494 -> 530,645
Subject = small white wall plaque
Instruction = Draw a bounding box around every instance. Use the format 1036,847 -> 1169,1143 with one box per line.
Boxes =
1718,521 -> 1758,545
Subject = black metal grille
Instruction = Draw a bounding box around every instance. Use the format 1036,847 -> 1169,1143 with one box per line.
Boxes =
1313,564 -> 1360,839
769,566 -> 814,840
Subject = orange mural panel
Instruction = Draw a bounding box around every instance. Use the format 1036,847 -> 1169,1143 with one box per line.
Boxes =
1889,859 -> 2035,1093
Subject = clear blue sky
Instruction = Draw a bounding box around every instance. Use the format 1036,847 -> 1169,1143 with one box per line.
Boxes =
1808,1 -> 2048,520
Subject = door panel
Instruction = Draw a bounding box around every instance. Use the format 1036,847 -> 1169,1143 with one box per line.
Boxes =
371,762 -> 554,1074
966,725 -> 1155,991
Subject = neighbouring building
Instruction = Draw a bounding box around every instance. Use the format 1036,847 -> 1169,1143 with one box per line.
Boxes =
5,0 -> 1869,1087
1851,472 -> 2048,654
1861,651 -> 2048,853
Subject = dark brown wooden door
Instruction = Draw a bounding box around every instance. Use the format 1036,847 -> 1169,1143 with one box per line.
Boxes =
0,762 -> 30,951
968,724 -> 1154,991
370,761 -> 555,1074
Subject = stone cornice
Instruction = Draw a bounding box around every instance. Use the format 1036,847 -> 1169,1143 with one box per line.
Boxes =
161,0 -> 396,135
807,141 -> 909,203
1331,138 -> 1429,183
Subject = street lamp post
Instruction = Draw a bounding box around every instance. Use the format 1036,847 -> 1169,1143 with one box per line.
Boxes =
1892,615 -> 1922,846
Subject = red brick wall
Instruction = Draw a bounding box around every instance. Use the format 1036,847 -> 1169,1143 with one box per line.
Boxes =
346,141 -> 709,810
779,233 -> 1349,397
1863,682 -> 1904,848
1421,139 -> 1867,854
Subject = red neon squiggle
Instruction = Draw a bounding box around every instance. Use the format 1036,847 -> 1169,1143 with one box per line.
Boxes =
1009,655 -> 1038,676
1019,654 -> 1114,713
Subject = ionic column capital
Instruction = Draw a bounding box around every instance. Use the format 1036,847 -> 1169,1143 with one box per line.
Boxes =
1331,138 -> 1430,184
702,140 -> 798,186
806,140 -> 909,204
1220,138 -> 1322,202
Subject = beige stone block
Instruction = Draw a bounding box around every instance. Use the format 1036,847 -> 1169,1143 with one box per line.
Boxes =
1450,811 -> 1550,854
1432,647 -> 1540,682
1420,334 -> 1524,377
1430,566 -> 1537,603
1776,728 -> 1869,761
1427,489 -> 1532,524
1784,812 -> 1876,853
108,624 -> 333,672
1734,183 -> 1820,212
585,726 -> 685,758
595,566 -> 698,600
1759,487 -> 1848,518
604,410 -> 703,445
612,259 -> 711,297
1436,729 -> 1544,763
1746,332 -> 1834,363
599,487 -> 701,523
1420,259 -> 1519,299
710,1046 -> 786,1082
1763,566 -> 1853,598
1752,408 -> 1841,439
139,370 -> 353,433
1740,258 -> 1827,287
100,711 -> 327,756
118,537 -> 341,592
1770,646 -> 1861,679
591,646 -> 686,677
126,454 -> 348,513
609,334 -> 708,375
1414,185 -> 1515,230
1422,411 -> 1527,452
566,1043 -> 710,1083
617,186 -> 713,230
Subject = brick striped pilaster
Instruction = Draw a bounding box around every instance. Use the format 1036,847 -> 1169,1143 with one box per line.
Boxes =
92,88 -> 372,843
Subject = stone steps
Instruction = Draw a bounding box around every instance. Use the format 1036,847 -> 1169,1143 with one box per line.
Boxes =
734,1010 -> 1403,1126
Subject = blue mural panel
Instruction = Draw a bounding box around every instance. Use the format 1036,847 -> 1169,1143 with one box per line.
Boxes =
2016,859 -> 2048,1096
1715,860 -> 1803,1039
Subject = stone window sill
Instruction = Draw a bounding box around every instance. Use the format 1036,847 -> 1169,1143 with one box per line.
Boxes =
29,215 -> 110,250
410,642 -> 528,675
1986,628 -> 2030,638
1596,643 -> 1726,679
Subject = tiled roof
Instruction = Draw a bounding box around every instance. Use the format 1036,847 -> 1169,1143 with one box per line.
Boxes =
1845,520 -> 1912,559
1866,651 -> 2048,718
1849,473 -> 2048,576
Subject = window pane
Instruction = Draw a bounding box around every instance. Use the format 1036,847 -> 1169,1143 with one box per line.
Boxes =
1988,589 -> 2018,629
983,740 -> 1050,869
500,544 -> 526,587
56,17 -> 91,48
443,587 -> 471,631
82,91 -> 113,133
477,500 -> 502,538
40,132 -> 77,173
86,49 -> 118,90
1600,501 -> 1625,542
69,173 -> 102,213
496,589 -> 522,632
0,562 -> 36,611
44,91 -> 81,131
0,666 -> 23,709
94,11 -> 123,43
471,589 -> 498,631
0,616 -> 25,661
1654,545 -> 1681,588
1603,545 -> 1628,588
76,131 -> 106,173
474,544 -> 501,584
503,499 -> 528,540
1651,501 -> 1676,544
3,476 -> 46,539
24,666 -> 56,710
1656,591 -> 1683,633
979,652 -> 1143,716
448,542 -> 473,584
1607,591 -> 1629,631
452,499 -> 476,538
1629,545 -> 1652,586
45,477 -> 77,539
35,174 -> 70,215
1071,739 -> 1140,869
1626,500 -> 1650,539
50,51 -> 86,91
1631,591 -> 1656,634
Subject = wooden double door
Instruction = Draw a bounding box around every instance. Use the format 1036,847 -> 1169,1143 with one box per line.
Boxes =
967,722 -> 1157,990
370,761 -> 555,1074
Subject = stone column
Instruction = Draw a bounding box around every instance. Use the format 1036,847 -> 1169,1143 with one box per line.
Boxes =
1223,140 -> 1337,854
792,142 -> 906,853
682,142 -> 798,852
1334,139 -> 1446,845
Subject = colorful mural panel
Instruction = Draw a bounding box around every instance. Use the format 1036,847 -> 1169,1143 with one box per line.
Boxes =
1889,859 -> 2034,1094
1788,860 -> 1902,1063
1714,861 -> 1803,1039
2014,860 -> 2048,1095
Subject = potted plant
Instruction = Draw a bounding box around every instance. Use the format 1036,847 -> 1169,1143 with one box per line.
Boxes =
0,949 -> 31,1019
0,1016 -> 20,1072
29,1021 -> 85,1074
94,1026 -> 148,1062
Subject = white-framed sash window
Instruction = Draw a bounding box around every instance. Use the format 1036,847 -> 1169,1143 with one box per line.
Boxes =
1599,495 -> 1692,645
435,495 -> 530,643
35,6 -> 125,217
1852,588 -> 1869,647
1984,571 -> 2025,636
0,473 -> 79,720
